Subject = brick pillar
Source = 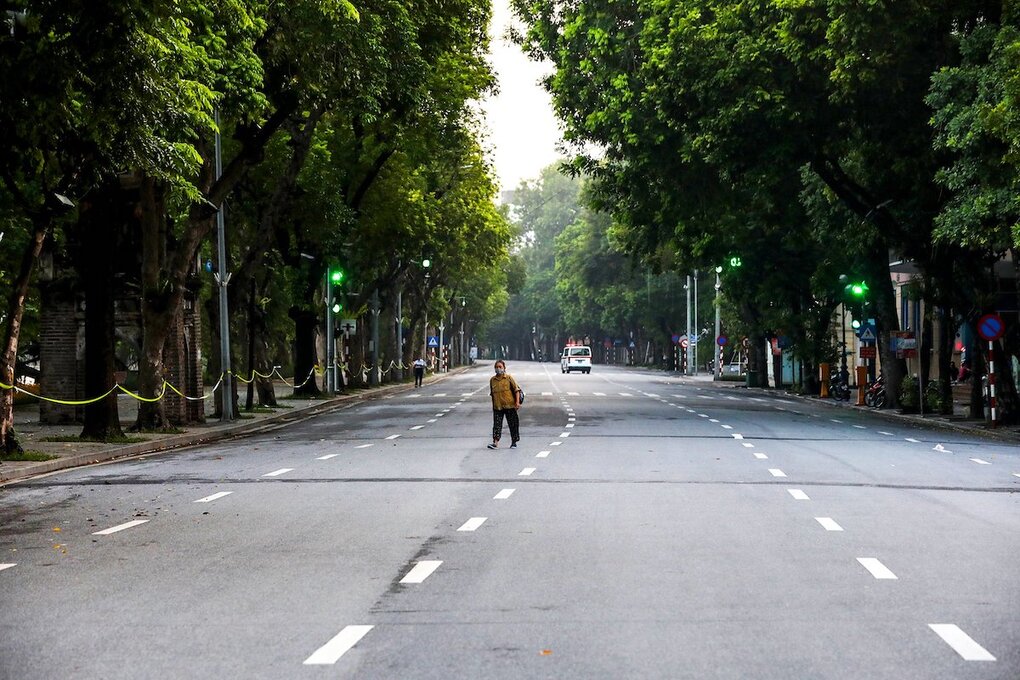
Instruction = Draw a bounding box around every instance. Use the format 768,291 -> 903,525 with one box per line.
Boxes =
39,285 -> 84,424
184,301 -> 205,423
162,312 -> 187,425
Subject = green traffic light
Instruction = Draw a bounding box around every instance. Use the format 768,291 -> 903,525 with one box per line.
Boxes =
422,258 -> 431,268
851,319 -> 861,329
729,256 -> 742,268
330,269 -> 344,283
332,302 -> 341,314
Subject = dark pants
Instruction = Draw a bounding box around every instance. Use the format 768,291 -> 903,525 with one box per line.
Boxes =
492,408 -> 520,443
414,367 -> 424,387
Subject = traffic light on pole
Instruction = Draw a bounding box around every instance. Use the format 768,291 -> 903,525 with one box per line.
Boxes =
329,267 -> 345,314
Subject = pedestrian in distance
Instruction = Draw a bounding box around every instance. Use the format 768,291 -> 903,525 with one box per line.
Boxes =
413,356 -> 426,388
487,359 -> 521,449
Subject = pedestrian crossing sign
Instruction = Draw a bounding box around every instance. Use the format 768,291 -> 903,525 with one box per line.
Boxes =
427,336 -> 439,347
859,326 -> 877,342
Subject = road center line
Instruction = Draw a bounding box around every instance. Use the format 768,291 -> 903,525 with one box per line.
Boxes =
519,467 -> 536,476
262,468 -> 294,477
857,557 -> 897,579
787,489 -> 810,500
400,560 -> 442,584
92,519 -> 149,536
768,468 -> 786,477
928,624 -> 995,661
494,489 -> 515,500
815,517 -> 844,531
316,454 -> 340,460
194,491 -> 233,503
303,625 -> 374,665
457,517 -> 487,532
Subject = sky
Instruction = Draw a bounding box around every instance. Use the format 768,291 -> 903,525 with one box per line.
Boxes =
480,0 -> 563,194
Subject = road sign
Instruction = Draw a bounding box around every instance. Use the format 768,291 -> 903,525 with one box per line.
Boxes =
339,319 -> 357,335
860,346 -> 877,359
427,336 -> 439,348
977,313 -> 1005,341
859,325 -> 877,342
679,336 -> 689,349
671,334 -> 681,345
603,338 -> 612,349
717,335 -> 728,346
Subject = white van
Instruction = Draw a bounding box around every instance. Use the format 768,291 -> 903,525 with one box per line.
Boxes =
560,346 -> 592,374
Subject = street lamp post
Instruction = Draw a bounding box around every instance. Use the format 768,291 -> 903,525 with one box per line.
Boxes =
395,289 -> 403,381
685,274 -> 693,375
213,109 -> 233,421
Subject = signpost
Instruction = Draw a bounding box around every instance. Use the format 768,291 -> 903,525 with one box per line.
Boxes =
977,313 -> 1005,427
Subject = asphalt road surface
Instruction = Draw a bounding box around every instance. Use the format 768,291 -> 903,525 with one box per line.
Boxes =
1,362 -> 1018,679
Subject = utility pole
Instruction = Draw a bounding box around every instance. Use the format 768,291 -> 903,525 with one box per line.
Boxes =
395,289 -> 403,381
714,267 -> 722,380
693,270 -> 699,376
685,274 -> 692,376
213,109 -> 233,421
325,271 -> 334,395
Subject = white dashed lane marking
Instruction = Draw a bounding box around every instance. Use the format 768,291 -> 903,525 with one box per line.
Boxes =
857,558 -> 897,580
559,432 -> 570,438
400,560 -> 443,584
519,467 -> 536,476
536,451 -> 550,458
494,489 -> 515,500
970,458 -> 991,465
878,431 -> 894,436
742,443 -> 755,448
787,489 -> 810,500
457,517 -> 488,532
0,563 -> 17,572
732,434 -> 743,439
721,425 -> 732,429
385,434 -> 401,440
262,468 -> 294,477
565,424 -> 574,428
409,425 -> 425,431
753,453 -> 768,459
355,444 -> 373,449
768,469 -> 786,478
815,517 -> 844,532
709,419 -> 719,423
93,519 -> 149,536
928,624 -> 996,661
594,392 -> 606,396
194,491 -> 233,503
316,454 -> 339,460
550,442 -> 562,446
905,438 -> 920,443
427,419 -> 437,423
852,425 -> 866,429
303,625 -> 374,666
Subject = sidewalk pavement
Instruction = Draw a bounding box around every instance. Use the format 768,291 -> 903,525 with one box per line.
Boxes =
667,372 -> 1020,444
1,367 -> 475,486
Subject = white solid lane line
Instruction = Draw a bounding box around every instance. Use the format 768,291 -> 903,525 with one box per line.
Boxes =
519,467 -> 536,476
409,425 -> 425,430
194,491 -> 233,503
385,434 -> 401,440
263,468 -> 294,477
928,624 -> 996,661
768,469 -> 786,477
316,454 -> 339,460
303,625 -> 374,665
536,451 -> 550,458
355,444 -> 373,449
457,517 -> 488,532
753,453 -> 768,459
970,458 -> 991,465
857,557 -> 897,580
0,563 -> 17,572
815,517 -> 844,531
93,519 -> 149,536
787,489 -> 810,500
400,560 -> 443,584
494,489 -> 515,500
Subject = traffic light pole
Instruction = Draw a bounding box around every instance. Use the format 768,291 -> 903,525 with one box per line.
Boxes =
714,269 -> 722,380
325,271 -> 334,395
214,109 -> 233,421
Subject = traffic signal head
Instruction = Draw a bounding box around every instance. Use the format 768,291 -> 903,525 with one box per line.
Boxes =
851,319 -> 861,330
332,302 -> 342,314
845,281 -> 868,298
729,256 -> 742,268
330,269 -> 344,284
422,258 -> 431,269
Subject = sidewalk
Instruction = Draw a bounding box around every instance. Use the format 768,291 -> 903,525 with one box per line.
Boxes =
1,368 -> 473,486
667,372 -> 1020,443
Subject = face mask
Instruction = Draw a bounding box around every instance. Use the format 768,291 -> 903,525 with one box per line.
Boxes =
495,368 -> 505,375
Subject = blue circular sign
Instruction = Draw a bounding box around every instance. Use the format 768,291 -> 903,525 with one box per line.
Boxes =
717,335 -> 728,346
977,314 -> 1004,341
671,334 -> 680,345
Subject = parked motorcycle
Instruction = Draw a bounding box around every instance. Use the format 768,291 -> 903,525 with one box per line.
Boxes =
865,375 -> 886,408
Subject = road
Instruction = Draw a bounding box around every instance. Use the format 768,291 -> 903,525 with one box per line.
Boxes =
1,361 -> 1018,679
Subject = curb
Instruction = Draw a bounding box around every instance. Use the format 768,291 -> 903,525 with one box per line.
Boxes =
1,366 -> 477,486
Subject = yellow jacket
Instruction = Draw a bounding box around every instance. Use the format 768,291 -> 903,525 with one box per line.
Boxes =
489,373 -> 519,410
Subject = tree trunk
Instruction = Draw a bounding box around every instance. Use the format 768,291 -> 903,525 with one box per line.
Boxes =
290,308 -> 320,396
0,215 -> 49,454
134,176 -> 171,431
80,185 -> 123,440
937,305 -> 954,416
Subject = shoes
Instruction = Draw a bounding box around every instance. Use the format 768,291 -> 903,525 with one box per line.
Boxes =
509,443 -> 517,449
487,443 -> 498,449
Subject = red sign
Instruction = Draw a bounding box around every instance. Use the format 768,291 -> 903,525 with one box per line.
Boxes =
860,346 -> 877,359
